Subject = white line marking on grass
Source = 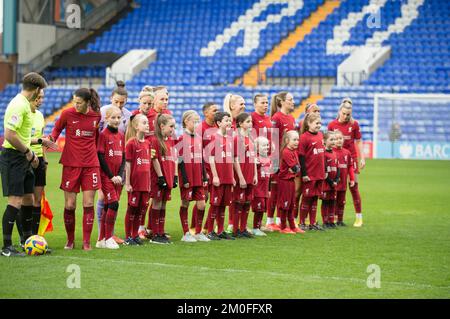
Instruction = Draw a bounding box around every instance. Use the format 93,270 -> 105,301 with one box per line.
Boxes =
49,255 -> 450,291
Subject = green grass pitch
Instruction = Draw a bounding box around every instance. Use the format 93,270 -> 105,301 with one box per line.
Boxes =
0,152 -> 449,298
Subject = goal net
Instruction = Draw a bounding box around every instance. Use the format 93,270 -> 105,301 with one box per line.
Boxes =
373,94 -> 450,160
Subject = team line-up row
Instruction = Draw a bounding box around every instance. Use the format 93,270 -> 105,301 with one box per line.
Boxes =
2,78 -> 365,253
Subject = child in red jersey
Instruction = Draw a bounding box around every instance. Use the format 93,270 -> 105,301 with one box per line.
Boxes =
133,88 -> 155,239
294,103 -> 320,221
232,112 -> 258,239
192,102 -> 218,235
266,91 -> 296,231
222,94 -> 246,233
124,114 -> 152,246
144,87 -> 173,236
177,111 -> 209,242
321,132 -> 340,229
251,136 -> 271,236
50,88 -> 101,251
298,113 -> 326,231
278,131 -> 304,234
333,130 -> 355,226
206,111 -> 236,240
96,107 -> 125,249
149,114 -> 178,245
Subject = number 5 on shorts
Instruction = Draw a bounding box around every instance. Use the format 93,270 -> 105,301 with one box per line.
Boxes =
93,173 -> 98,187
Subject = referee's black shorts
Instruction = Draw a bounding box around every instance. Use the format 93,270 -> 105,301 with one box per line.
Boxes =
33,157 -> 47,187
0,148 -> 35,197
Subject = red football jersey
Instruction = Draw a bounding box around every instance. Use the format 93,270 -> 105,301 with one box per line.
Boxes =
233,134 -> 256,184
327,119 -> 362,158
231,119 -> 237,130
254,156 -> 271,198
271,111 -> 296,150
278,147 -> 300,180
323,149 -> 339,191
97,128 -> 125,175
51,107 -> 101,167
210,133 -> 234,185
200,121 -> 218,181
147,108 -> 173,136
125,138 -> 151,192
150,136 -> 176,190
251,112 -> 272,139
298,131 -> 325,181
177,132 -> 204,187
334,147 -> 355,191
200,120 -> 217,148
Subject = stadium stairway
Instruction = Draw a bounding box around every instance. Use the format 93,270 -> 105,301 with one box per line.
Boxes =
292,94 -> 324,120
240,0 -> 341,86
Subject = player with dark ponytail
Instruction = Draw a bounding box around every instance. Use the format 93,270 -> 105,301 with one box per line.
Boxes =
50,88 -> 102,251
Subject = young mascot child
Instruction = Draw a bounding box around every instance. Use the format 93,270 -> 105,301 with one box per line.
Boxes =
96,106 -> 125,249
177,111 -> 209,242
251,136 -> 271,236
124,114 -> 152,245
278,131 -> 304,234
149,114 -> 178,244
207,112 -> 236,240
333,130 -> 355,226
321,131 -> 340,228
232,112 -> 258,239
298,113 -> 326,231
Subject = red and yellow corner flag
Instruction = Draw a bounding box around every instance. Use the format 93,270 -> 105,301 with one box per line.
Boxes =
38,192 -> 54,236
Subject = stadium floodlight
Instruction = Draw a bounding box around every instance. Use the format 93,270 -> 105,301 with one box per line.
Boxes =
373,93 -> 450,160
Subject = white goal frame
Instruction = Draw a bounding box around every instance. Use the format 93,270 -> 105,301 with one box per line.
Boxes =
373,93 -> 450,158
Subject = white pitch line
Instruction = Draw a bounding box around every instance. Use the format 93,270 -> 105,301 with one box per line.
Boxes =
49,255 -> 450,291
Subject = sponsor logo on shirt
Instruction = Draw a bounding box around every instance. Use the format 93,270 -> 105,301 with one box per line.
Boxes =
313,148 -> 325,155
136,158 -> 150,165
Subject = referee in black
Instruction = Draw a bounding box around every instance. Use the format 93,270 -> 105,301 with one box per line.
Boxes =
1,72 -> 47,257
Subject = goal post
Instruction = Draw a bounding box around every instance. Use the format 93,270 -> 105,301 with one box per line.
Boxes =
373,93 -> 450,160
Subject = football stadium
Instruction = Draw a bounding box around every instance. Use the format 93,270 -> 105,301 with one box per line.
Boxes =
0,0 -> 449,300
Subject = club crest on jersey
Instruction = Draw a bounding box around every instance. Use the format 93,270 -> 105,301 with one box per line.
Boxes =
284,201 -> 288,208
214,196 -> 218,204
